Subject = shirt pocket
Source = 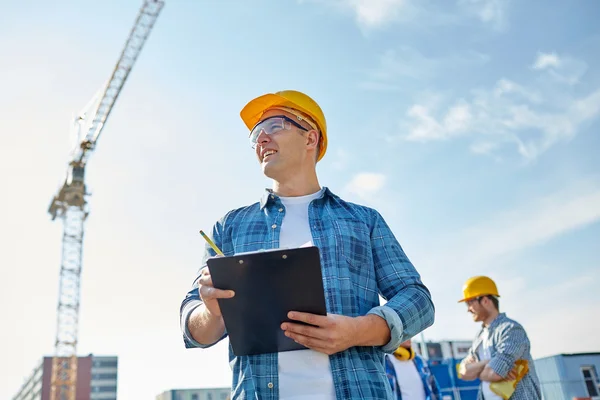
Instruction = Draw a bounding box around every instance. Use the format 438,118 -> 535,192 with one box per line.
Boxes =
331,218 -> 371,273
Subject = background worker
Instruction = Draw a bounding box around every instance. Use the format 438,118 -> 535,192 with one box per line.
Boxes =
385,339 -> 442,400
179,89 -> 435,399
457,276 -> 542,399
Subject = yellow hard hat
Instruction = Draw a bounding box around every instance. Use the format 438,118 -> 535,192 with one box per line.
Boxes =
240,90 -> 328,162
458,276 -> 500,303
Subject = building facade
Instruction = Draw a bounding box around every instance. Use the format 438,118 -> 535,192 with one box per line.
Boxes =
535,352 -> 600,400
156,388 -> 230,400
12,354 -> 118,400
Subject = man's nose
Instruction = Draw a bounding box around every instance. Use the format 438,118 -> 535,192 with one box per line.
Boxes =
256,129 -> 270,144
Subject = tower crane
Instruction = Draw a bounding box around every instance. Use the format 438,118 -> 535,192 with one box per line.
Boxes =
47,1 -> 164,399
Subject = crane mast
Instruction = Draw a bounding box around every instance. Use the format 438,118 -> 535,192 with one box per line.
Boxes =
47,2 -> 164,399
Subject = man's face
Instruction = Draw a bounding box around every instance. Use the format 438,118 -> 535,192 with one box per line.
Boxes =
466,297 -> 488,322
252,108 -> 317,179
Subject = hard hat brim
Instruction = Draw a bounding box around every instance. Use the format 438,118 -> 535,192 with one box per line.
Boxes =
457,294 -> 500,303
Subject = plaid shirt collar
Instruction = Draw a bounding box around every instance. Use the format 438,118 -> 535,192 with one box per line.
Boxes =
259,186 -> 333,209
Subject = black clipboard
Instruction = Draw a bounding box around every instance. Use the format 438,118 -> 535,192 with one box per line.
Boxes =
206,246 -> 327,356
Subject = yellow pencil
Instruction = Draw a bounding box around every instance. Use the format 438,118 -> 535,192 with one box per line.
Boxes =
199,230 -> 224,256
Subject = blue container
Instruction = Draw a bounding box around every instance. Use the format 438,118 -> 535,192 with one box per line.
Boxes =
428,358 -> 480,400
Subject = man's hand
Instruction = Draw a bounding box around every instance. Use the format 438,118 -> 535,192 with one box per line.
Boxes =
281,312 -> 359,355
464,354 -> 477,365
459,358 -> 489,381
197,267 -> 235,317
505,365 -> 519,381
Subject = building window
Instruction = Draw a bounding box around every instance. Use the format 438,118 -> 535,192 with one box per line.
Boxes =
207,394 -> 213,400
94,360 -> 118,368
92,373 -> 118,380
581,366 -> 600,398
191,395 -> 198,400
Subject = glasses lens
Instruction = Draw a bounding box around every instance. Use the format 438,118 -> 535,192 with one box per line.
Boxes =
249,117 -> 286,148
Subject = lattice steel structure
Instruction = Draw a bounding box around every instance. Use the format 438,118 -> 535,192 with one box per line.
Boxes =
47,2 -> 164,399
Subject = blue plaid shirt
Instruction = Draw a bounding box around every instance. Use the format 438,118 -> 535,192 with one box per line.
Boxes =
180,187 -> 435,399
464,313 -> 542,400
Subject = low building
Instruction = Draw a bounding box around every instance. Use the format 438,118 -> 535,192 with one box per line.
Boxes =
535,352 -> 600,400
12,354 -> 118,400
156,388 -> 230,400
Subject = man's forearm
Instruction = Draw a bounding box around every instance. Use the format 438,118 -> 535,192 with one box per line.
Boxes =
459,360 -> 489,381
187,304 -> 226,345
353,314 -> 391,347
479,365 -> 506,382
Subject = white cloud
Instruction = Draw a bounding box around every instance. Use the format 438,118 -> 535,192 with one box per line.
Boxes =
443,101 -> 473,133
403,53 -> 600,160
531,52 -> 588,85
302,0 -> 509,31
532,52 -> 561,70
406,100 -> 472,141
419,180 -> 600,275
458,0 -> 509,31
344,172 -> 387,199
463,186 -> 600,264
494,79 -> 543,103
298,0 -> 409,29
347,0 -> 407,28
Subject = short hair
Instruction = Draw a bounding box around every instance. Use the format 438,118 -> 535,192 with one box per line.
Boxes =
484,295 -> 499,310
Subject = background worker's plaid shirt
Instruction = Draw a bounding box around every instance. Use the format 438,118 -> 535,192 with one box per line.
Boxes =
464,313 -> 542,400
180,187 -> 435,399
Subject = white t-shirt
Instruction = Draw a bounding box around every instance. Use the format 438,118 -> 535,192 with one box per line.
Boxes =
477,329 -> 503,400
388,356 -> 426,400
277,188 -> 336,400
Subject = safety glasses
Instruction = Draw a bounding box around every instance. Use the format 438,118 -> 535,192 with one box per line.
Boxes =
249,115 -> 308,149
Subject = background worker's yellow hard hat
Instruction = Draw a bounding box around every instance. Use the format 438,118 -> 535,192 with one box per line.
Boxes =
240,90 -> 328,162
458,276 -> 500,302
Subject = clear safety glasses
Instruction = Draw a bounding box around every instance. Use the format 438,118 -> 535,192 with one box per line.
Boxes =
249,115 -> 308,149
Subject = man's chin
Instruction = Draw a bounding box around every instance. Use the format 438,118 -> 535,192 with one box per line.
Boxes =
262,162 -> 278,178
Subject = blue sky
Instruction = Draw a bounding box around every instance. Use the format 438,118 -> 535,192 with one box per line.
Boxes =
1,0 -> 599,398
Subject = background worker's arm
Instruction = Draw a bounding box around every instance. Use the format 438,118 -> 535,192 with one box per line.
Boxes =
458,356 -> 489,381
478,324 -> 529,382
480,364 -> 518,382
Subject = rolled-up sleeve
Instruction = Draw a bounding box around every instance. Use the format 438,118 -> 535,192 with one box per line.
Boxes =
179,219 -> 227,349
180,288 -> 209,348
487,324 -> 528,378
368,210 -> 435,353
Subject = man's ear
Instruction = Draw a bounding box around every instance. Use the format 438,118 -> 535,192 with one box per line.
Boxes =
306,130 -> 319,150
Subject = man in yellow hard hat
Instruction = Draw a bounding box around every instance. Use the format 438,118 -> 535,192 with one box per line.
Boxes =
180,90 -> 435,399
457,276 -> 541,399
